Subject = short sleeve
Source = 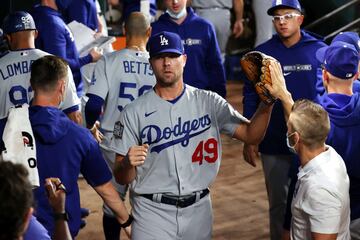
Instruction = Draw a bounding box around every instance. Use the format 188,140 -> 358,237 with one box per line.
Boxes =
87,56 -> 109,100
303,186 -> 342,234
110,106 -> 140,156
61,66 -> 81,110
211,92 -> 249,136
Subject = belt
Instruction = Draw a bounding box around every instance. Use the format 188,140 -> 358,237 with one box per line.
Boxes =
140,189 -> 210,208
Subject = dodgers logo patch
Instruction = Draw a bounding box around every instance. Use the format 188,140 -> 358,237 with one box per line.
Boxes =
113,121 -> 124,139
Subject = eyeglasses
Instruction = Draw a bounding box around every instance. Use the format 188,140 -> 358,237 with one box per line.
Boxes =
272,13 -> 301,23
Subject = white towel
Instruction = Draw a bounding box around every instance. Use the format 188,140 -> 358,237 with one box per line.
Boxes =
1,104 -> 39,188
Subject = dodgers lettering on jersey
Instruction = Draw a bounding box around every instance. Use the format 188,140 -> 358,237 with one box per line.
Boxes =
0,60 -> 34,80
140,114 -> 211,153
110,86 -> 247,195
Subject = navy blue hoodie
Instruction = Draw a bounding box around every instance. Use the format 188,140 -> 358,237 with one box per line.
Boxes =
243,31 -> 326,154
319,93 -> 360,220
151,7 -> 226,97
30,106 -> 111,236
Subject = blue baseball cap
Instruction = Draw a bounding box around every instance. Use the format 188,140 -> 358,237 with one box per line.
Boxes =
147,31 -> 184,58
316,41 -> 358,79
267,0 -> 302,16
332,32 -> 360,54
2,11 -> 36,35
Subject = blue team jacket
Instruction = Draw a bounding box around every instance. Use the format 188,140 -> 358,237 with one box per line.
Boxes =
64,0 -> 99,31
319,93 -> 360,220
29,106 -> 111,237
243,31 -> 326,154
32,5 -> 92,94
122,0 -> 157,21
151,7 -> 226,97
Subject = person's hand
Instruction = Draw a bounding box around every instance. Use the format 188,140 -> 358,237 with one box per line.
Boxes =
125,144 -> 149,167
242,143 -> 259,167
45,178 -> 66,213
265,61 -> 289,101
90,47 -> 103,62
89,121 -> 104,143
232,19 -> 244,38
67,110 -> 83,125
124,225 -> 131,238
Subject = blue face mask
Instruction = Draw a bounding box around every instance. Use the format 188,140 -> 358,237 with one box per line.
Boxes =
286,132 -> 298,154
166,6 -> 187,20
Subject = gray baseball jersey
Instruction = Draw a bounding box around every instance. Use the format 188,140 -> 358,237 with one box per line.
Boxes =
0,49 -> 80,119
191,0 -> 233,9
87,48 -> 156,147
110,85 -> 248,195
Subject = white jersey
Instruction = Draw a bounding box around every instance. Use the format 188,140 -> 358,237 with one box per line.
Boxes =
110,85 -> 248,195
0,49 -> 80,119
87,48 -> 156,146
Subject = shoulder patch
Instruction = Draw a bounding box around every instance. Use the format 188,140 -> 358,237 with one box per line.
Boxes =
113,121 -> 124,139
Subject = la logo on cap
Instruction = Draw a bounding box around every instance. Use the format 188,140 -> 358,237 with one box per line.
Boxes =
160,35 -> 169,46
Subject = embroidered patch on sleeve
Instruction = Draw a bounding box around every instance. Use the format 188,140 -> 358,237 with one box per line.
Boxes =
113,121 -> 124,139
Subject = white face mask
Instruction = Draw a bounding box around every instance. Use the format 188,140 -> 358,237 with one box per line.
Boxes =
166,6 -> 187,20
286,132 -> 298,154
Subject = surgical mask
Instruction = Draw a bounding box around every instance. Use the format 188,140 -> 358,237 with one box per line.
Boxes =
286,132 -> 298,154
166,6 -> 187,20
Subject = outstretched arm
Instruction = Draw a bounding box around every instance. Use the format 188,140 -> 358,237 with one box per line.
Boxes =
232,0 -> 244,38
233,102 -> 273,144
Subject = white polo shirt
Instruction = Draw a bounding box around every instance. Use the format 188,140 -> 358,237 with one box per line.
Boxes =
291,146 -> 350,240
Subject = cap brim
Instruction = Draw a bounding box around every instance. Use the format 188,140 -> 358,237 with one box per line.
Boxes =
267,5 -> 301,15
150,49 -> 182,58
315,46 -> 328,63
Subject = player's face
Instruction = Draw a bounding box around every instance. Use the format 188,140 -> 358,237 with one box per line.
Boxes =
164,0 -> 187,13
150,52 -> 187,87
272,8 -> 303,39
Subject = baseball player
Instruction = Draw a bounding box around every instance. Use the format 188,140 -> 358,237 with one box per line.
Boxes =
85,12 -> 155,240
110,31 -> 273,240
0,11 -> 81,133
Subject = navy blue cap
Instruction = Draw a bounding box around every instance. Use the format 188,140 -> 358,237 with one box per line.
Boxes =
147,31 -> 184,58
267,0 -> 302,16
316,41 -> 358,79
2,11 -> 36,34
332,32 -> 360,54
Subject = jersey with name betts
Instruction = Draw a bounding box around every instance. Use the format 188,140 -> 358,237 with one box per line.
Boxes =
110,85 -> 247,195
87,49 -> 155,137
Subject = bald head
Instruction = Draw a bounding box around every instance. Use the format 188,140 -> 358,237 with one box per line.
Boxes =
124,12 -> 150,37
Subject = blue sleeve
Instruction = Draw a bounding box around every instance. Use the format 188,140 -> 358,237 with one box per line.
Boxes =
206,24 -> 227,98
315,67 -> 325,103
66,0 -> 99,31
242,76 -> 260,118
62,105 -> 79,114
81,132 -> 112,187
79,54 -> 93,67
85,93 -> 104,127
24,215 -> 51,240
0,118 -> 6,152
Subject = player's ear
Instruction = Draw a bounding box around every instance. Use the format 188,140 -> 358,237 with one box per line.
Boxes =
33,30 -> 39,39
297,14 -> 304,25
146,26 -> 152,38
322,69 -> 329,90
181,54 -> 187,67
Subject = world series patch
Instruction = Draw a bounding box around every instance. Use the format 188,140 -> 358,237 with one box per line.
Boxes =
113,121 -> 124,139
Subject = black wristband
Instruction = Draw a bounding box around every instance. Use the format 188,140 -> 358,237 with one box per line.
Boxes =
119,214 -> 133,228
53,212 -> 69,222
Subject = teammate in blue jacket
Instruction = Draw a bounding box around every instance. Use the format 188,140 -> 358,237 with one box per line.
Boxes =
31,0 -> 102,96
151,0 -> 227,97
316,41 -> 360,240
63,0 -> 99,32
23,55 -> 131,238
242,1 -> 326,239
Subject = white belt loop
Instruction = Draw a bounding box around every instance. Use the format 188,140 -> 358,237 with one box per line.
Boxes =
195,191 -> 201,202
153,193 -> 162,203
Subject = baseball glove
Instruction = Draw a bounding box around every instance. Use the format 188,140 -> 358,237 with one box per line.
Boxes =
240,51 -> 277,105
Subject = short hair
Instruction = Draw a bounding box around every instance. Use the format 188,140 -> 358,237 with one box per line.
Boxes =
289,99 -> 330,148
124,12 -> 150,37
30,55 -> 68,92
0,161 -> 33,240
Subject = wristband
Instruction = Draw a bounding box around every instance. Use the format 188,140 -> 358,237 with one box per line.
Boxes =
53,212 -> 69,222
119,214 -> 133,228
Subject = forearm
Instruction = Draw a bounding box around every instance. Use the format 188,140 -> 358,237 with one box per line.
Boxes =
114,154 -> 137,185
245,102 -> 273,144
278,91 -> 294,123
94,181 -> 129,223
233,0 -> 244,21
53,219 -> 72,240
